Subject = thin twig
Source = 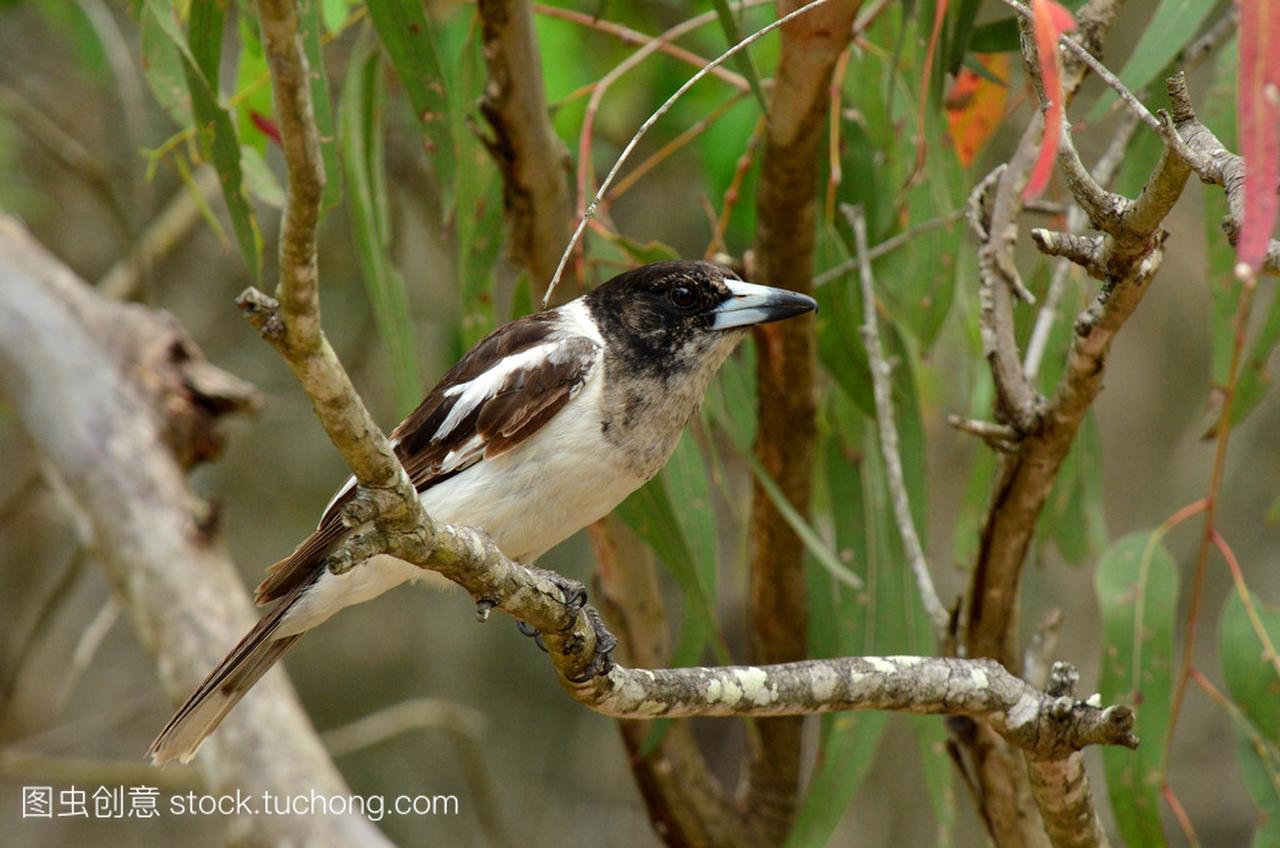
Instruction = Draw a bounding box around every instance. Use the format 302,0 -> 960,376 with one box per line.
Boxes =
544,0 -> 836,307
813,206 -> 967,287
1025,108 -> 1138,381
533,1 -> 761,93
1179,7 -> 1240,72
608,91 -> 750,202
53,598 -> 120,713
98,165 -> 221,300
0,84 -> 133,246
1168,269 -> 1259,746
995,0 -> 1159,131
845,204 -> 949,642
707,114 -> 766,258
321,698 -> 486,755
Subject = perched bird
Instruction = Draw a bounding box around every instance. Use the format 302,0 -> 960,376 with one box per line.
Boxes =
148,259 -> 815,765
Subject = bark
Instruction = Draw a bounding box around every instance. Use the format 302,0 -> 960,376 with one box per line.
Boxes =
0,216 -> 391,848
745,1 -> 858,838
476,0 -> 574,293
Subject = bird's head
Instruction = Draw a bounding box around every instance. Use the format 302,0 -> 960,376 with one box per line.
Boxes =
583,260 -> 816,378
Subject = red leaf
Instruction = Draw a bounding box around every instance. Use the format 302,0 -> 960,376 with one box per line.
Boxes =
1237,0 -> 1280,272
251,110 -> 282,148
946,54 -> 1011,168
1022,0 -> 1077,200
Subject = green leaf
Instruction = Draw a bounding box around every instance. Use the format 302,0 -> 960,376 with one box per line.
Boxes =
321,0 -> 351,33
786,710 -> 888,847
340,36 -> 422,415
1235,731 -> 1280,848
968,17 -> 1019,53
705,340 -> 759,448
140,2 -> 192,127
234,13 -> 273,155
1220,591 -> 1280,848
1220,591 -> 1280,748
1198,37 -> 1280,432
708,0 -> 768,111
913,713 -> 957,845
739,445 -> 862,590
144,0 -> 262,278
659,432 -> 720,667
1087,0 -> 1218,122
240,145 -> 284,209
297,0 -> 343,211
606,233 -> 681,265
615,464 -> 724,668
788,412 -> 883,847
1095,531 -> 1178,848
877,93 -> 964,349
1040,412 -> 1107,566
366,0 -> 453,187
943,0 -> 983,75
33,0 -> 109,78
790,396 -> 945,845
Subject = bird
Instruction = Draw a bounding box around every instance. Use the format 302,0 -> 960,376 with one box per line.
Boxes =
147,259 -> 816,765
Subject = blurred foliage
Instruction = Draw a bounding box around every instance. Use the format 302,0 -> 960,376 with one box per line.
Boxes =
2,1 -> 1278,846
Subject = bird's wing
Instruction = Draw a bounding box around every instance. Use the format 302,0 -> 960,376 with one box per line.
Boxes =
254,312 -> 600,604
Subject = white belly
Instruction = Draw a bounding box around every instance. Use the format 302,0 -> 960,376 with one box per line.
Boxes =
276,378 -> 642,637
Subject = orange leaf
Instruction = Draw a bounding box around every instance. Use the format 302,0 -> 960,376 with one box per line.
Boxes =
1237,0 -> 1280,272
1022,0 -> 1077,200
946,54 -> 1011,168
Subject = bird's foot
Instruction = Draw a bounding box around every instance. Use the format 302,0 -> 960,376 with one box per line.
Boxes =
513,570 -> 616,680
573,606 -> 617,682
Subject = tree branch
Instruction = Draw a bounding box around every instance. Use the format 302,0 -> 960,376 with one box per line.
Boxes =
1161,72 -> 1280,276
477,0 -> 574,292
0,216 -> 387,847
590,522 -> 760,848
745,0 -> 858,836
845,203 -> 949,642
961,3 -> 1167,845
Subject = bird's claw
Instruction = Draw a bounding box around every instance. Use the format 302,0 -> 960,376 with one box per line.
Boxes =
513,573 -> 615,679
516,620 -> 549,653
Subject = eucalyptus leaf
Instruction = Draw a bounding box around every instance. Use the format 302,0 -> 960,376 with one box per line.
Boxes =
1096,531 -> 1177,848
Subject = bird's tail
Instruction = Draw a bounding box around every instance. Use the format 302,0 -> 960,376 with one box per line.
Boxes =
147,583 -> 309,766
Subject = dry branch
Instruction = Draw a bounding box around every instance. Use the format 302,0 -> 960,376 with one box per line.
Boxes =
845,203 -> 949,641
0,216 -> 389,848
245,7 -> 1154,848
959,1 -> 1184,844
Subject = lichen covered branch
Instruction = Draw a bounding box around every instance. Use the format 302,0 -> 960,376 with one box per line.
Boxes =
574,657 -> 1136,755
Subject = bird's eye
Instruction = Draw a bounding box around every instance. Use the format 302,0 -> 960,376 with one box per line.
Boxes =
668,285 -> 697,309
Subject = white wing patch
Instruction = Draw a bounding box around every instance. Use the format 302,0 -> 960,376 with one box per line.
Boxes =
435,342 -> 560,442
320,474 -> 356,528
440,434 -> 485,473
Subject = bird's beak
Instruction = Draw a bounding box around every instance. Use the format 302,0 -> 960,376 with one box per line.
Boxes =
711,280 -> 818,330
